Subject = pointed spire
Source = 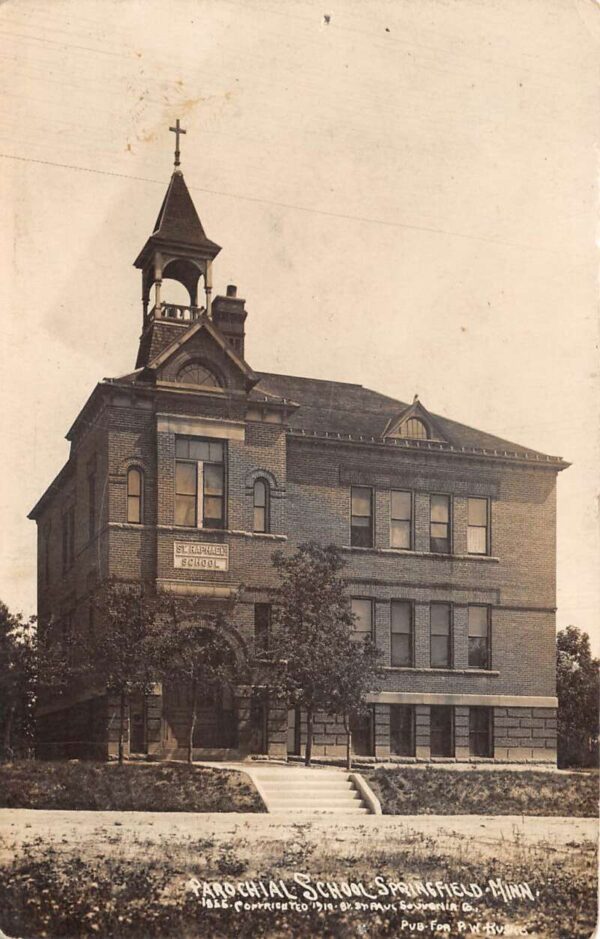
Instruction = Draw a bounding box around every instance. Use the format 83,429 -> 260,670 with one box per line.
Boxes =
150,172 -> 219,253
134,172 -> 221,270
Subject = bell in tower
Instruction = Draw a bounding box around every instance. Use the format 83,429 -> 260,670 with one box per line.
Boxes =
134,120 -> 221,368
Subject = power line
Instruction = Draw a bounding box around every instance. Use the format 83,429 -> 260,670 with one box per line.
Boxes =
0,151 -> 555,253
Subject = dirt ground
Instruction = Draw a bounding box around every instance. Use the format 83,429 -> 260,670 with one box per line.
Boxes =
1,808 -> 596,867
1,809 -> 597,939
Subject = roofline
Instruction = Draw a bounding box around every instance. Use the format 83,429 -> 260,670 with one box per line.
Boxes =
133,234 -> 221,269
256,372 -> 565,464
256,369 -> 364,389
285,427 -> 570,470
28,459 -> 75,520
65,382 -> 109,441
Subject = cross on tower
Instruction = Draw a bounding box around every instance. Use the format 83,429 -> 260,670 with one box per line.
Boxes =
169,119 -> 186,168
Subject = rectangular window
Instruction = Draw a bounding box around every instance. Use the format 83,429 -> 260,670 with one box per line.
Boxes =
469,707 -> 493,757
175,437 -> 225,529
390,705 -> 415,756
350,708 -> 374,756
430,602 -> 451,668
430,494 -> 451,553
88,473 -> 96,540
468,605 -> 491,669
351,598 -> 373,640
391,600 -> 413,666
351,486 -> 373,547
430,705 -> 454,757
390,490 -> 412,549
254,603 -> 271,652
468,498 -> 489,555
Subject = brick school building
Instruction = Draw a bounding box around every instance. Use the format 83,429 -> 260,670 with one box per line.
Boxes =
30,146 -> 566,764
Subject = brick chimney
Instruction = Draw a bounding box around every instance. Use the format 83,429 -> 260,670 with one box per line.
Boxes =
211,285 -> 248,359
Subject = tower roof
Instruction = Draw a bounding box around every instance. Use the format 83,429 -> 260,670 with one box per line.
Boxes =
134,171 -> 221,268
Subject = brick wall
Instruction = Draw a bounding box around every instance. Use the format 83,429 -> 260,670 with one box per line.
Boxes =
284,438 -> 557,699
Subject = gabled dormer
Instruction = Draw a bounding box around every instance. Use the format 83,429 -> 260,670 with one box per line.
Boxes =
383,396 -> 452,444
142,312 -> 259,394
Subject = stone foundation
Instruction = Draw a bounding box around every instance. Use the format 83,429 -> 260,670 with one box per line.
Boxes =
36,698 -> 557,765
493,707 -> 557,762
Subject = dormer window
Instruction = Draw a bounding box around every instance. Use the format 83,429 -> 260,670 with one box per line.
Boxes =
177,363 -> 222,387
384,402 -> 445,445
400,418 -> 428,440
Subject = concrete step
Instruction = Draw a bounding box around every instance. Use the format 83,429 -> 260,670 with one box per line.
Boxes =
268,805 -> 371,815
263,787 -> 360,804
256,776 -> 353,792
269,799 -> 364,812
253,770 -> 349,785
263,789 -> 361,800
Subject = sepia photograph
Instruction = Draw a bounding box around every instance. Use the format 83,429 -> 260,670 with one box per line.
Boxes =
0,1 -> 598,937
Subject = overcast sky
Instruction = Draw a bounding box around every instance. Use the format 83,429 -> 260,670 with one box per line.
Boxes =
1,0 -> 598,649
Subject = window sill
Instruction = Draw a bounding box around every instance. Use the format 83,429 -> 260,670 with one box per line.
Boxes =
383,667 -> 499,676
158,525 -> 288,541
342,546 -> 499,562
108,523 -> 287,541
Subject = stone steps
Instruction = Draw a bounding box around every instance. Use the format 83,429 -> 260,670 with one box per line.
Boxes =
250,767 -> 372,815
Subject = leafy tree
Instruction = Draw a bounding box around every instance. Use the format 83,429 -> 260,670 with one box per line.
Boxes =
0,602 -> 37,759
323,629 -> 381,770
88,579 -> 162,764
269,543 -> 382,766
153,594 -> 245,764
556,626 -> 599,767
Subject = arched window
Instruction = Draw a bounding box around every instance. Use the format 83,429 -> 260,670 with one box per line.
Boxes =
177,363 -> 222,387
253,479 -> 270,533
127,468 -> 143,524
401,418 -> 428,440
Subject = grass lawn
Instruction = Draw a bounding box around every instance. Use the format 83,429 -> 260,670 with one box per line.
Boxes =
365,766 -> 599,817
0,761 -> 264,812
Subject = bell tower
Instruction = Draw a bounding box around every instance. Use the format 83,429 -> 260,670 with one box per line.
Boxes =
134,120 -> 221,368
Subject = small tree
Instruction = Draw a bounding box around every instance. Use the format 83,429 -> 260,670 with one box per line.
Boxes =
556,626 -> 599,767
269,543 -> 381,766
0,603 -> 37,760
324,629 -> 381,770
89,579 -> 161,764
153,594 -> 244,764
